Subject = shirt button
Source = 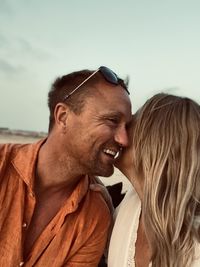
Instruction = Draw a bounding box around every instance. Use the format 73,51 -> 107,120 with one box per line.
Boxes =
19,262 -> 24,266
22,222 -> 27,228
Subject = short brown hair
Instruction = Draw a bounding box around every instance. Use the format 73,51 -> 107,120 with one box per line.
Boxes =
48,69 -> 103,132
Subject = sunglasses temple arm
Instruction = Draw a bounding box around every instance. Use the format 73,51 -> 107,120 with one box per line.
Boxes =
64,68 -> 100,100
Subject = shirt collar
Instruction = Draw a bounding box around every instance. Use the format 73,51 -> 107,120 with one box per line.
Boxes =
11,138 -> 90,211
12,138 -> 46,191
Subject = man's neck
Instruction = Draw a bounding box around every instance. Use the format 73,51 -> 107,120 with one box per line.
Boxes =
35,139 -> 84,192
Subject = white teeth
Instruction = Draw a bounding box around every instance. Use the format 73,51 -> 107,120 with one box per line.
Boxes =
103,149 -> 119,158
103,149 -> 116,156
114,151 -> 119,159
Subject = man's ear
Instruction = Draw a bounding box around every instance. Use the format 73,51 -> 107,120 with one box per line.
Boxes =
54,103 -> 69,130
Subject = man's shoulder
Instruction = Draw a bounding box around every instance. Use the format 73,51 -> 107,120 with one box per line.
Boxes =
0,143 -> 20,160
88,175 -> 110,209
88,190 -> 110,214
83,179 -> 111,222
0,142 -> 37,176
80,189 -> 111,234
0,142 -> 31,161
0,139 -> 45,161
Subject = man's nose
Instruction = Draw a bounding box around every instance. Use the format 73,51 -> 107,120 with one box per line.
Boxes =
115,126 -> 129,148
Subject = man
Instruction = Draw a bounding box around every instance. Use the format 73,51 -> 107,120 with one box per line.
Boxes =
0,66 -> 132,266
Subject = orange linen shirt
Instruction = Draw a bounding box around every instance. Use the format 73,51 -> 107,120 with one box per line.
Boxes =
0,140 -> 111,267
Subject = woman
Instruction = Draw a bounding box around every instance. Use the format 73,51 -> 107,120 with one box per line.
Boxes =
108,93 -> 200,267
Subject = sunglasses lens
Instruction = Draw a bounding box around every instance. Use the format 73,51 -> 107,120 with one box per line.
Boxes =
63,66 -> 129,100
99,66 -> 129,94
99,66 -> 118,85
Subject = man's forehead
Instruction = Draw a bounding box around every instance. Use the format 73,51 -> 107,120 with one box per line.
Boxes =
85,82 -> 132,116
97,83 -> 130,102
94,81 -> 129,97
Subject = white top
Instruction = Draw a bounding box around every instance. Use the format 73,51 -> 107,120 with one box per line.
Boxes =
108,188 -> 200,267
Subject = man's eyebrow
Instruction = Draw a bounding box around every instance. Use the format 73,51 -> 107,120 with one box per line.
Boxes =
100,112 -> 132,126
101,111 -> 124,118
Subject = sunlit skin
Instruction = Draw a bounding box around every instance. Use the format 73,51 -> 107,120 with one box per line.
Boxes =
23,80 -> 132,257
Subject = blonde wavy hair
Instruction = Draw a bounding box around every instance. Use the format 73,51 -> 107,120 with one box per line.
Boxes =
132,93 -> 200,267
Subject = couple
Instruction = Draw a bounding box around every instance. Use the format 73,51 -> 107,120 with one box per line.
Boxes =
0,66 -> 199,267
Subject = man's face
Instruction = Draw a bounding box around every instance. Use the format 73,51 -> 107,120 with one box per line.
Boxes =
64,82 -> 132,177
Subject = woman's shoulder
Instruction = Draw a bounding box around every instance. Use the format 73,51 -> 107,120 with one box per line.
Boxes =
112,186 -> 141,234
108,187 -> 141,267
116,187 -> 140,211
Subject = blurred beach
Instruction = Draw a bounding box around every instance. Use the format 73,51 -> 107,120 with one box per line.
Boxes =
0,128 -> 132,192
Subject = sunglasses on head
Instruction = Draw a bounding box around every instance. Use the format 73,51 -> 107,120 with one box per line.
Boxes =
63,66 -> 130,100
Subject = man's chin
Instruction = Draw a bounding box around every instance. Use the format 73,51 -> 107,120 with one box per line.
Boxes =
96,165 -> 114,177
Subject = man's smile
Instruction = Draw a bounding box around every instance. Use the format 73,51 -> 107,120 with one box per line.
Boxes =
103,148 -> 121,159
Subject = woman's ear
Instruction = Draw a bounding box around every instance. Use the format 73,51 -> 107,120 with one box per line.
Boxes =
54,103 -> 69,133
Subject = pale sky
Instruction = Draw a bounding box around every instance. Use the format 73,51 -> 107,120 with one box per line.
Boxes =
0,0 -> 200,132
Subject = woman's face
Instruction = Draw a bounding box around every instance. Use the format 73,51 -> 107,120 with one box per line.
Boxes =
115,114 -> 144,198
114,115 -> 135,179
